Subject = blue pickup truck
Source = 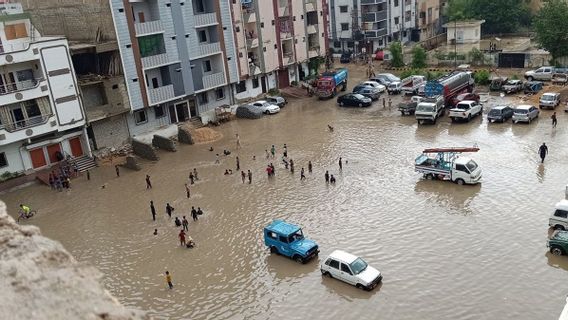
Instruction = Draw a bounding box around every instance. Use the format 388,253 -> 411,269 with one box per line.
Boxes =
264,220 -> 319,263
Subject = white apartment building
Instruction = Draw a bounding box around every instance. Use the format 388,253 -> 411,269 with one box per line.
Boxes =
0,3 -> 88,174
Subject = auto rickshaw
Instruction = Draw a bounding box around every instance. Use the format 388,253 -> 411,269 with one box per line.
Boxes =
523,81 -> 543,95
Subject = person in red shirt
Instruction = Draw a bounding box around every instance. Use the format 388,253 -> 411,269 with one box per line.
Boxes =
178,229 -> 186,246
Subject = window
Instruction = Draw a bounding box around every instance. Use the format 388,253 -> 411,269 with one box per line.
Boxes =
341,263 -> 352,275
16,69 -> 33,82
134,110 -> 147,124
138,35 -> 164,57
203,60 -> 212,72
252,78 -> 259,88
5,23 -> 28,40
215,88 -> 224,100
394,0 -> 399,6
455,164 -> 469,173
339,5 -> 348,13
195,0 -> 205,13
198,30 -> 207,43
328,259 -> 340,269
394,17 -> 399,25
236,81 -> 246,93
266,231 -> 278,240
341,23 -> 349,31
151,78 -> 159,89
0,152 -> 6,167
155,105 -> 165,118
333,41 -> 341,48
24,100 -> 41,118
554,210 -> 568,219
278,236 -> 288,243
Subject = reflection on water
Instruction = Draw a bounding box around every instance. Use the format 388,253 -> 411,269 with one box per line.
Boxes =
2,70 -> 568,320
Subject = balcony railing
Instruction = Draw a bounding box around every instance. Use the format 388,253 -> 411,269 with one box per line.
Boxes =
141,53 -> 169,69
307,25 -> 317,34
246,36 -> 259,48
363,11 -> 388,22
0,78 -> 41,95
134,20 -> 165,36
243,8 -> 256,23
148,84 -> 175,105
1,114 -> 50,132
249,63 -> 261,76
365,28 -> 388,38
305,0 -> 316,12
195,12 -> 218,27
202,72 -> 226,90
197,42 -> 222,57
361,0 -> 386,4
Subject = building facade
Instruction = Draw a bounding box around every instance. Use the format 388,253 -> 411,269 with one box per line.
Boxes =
230,0 -> 328,101
109,0 -> 238,134
0,3 -> 89,174
415,0 -> 441,41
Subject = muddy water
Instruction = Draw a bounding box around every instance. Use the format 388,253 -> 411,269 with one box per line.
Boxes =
3,72 -> 568,320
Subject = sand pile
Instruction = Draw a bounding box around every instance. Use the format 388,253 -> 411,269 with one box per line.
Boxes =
188,127 -> 223,144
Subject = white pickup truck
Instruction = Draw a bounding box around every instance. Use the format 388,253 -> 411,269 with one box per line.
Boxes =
525,66 -> 568,81
449,100 -> 483,122
415,147 -> 482,185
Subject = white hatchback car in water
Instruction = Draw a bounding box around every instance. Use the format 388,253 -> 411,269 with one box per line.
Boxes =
251,100 -> 280,114
320,250 -> 382,290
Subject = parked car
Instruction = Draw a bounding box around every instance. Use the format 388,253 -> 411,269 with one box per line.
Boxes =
452,92 -> 480,107
387,81 -> 402,95
501,79 -> 524,94
449,100 -> 483,122
415,95 -> 445,124
235,104 -> 263,119
321,250 -> 382,291
549,199 -> 568,230
370,73 -> 401,86
337,93 -> 372,107
264,220 -> 319,263
353,85 -> 381,100
487,105 -> 514,123
525,66 -> 568,81
490,76 -> 508,91
361,81 -> 386,92
512,105 -> 539,123
547,230 -> 568,256
398,101 -> 418,115
340,52 -> 352,63
266,96 -> 287,108
552,73 -> 568,86
539,92 -> 561,109
251,100 -> 280,114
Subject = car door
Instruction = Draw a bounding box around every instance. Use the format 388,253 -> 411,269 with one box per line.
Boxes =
277,235 -> 291,256
530,106 -> 538,119
327,259 -> 342,278
340,263 -> 356,285
252,102 -> 265,112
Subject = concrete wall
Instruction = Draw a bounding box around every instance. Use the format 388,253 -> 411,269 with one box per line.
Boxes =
0,141 -> 25,174
234,77 -> 263,101
91,114 -> 130,149
21,0 -> 117,42
126,106 -> 171,137
447,25 -> 481,44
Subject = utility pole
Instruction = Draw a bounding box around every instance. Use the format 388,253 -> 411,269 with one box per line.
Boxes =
454,19 -> 457,68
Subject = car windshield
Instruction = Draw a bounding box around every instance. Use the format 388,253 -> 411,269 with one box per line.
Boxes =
350,258 -> 368,275
456,104 -> 470,110
541,95 -> 554,101
288,230 -> 304,242
515,109 -> 528,114
465,160 -> 478,172
489,109 -> 502,115
385,75 -> 398,81
417,105 -> 433,112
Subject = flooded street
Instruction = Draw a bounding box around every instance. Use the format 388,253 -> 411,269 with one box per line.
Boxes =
3,68 -> 568,320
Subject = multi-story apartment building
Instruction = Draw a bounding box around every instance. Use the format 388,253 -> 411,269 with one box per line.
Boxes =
328,0 -> 417,52
0,3 -> 88,175
109,0 -> 238,134
416,0 -> 440,41
231,0 -> 328,100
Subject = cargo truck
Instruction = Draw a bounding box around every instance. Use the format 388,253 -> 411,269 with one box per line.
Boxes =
315,68 -> 348,99
423,71 -> 474,106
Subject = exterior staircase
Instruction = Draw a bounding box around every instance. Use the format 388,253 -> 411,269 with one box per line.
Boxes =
74,155 -> 97,172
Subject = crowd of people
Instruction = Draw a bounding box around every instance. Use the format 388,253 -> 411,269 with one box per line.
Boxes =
47,159 -> 79,191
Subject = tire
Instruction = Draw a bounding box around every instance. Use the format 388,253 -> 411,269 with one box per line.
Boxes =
554,225 -> 566,231
358,103 -> 363,107
339,102 -> 344,107
270,246 -> 279,254
527,76 -> 534,81
551,247 -> 565,256
321,271 -> 332,278
356,284 -> 365,290
418,120 -> 424,125
456,178 -> 465,185
293,255 -> 304,264
425,174 -> 434,180
467,114 -> 471,121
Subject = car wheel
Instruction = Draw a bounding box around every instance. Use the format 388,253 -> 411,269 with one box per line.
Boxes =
339,102 -> 344,107
356,284 -> 366,290
418,120 -> 424,125
527,76 -> 534,81
321,271 -> 332,278
270,246 -> 279,254
456,178 -> 465,185
551,247 -> 565,256
358,103 -> 363,107
555,225 -> 566,231
293,255 -> 304,264
467,114 -> 471,121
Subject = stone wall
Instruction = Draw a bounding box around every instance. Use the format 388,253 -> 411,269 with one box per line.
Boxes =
152,135 -> 176,152
131,139 -> 159,161
0,202 -> 148,320
91,115 -> 130,150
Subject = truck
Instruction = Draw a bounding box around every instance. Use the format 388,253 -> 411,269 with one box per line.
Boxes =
401,75 -> 426,95
415,95 -> 445,124
315,68 -> 348,99
423,71 -> 474,106
264,220 -> 319,263
448,100 -> 483,122
524,66 -> 568,81
414,147 -> 482,185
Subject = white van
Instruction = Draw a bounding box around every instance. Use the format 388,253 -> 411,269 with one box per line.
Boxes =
550,200 -> 568,230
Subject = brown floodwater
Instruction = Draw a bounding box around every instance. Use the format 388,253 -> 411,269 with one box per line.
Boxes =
3,69 -> 568,320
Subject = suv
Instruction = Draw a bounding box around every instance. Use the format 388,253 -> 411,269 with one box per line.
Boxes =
387,81 -> 402,95
547,230 -> 568,256
264,220 -> 319,263
549,200 -> 568,230
539,92 -> 560,109
512,105 -> 539,124
415,96 -> 445,124
487,105 -> 514,123
320,250 -> 382,290
449,100 -> 483,122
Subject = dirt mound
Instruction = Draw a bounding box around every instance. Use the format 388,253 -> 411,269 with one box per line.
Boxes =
188,127 -> 223,144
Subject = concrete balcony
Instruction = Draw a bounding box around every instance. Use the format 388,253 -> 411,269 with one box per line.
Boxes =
246,37 -> 259,48
147,84 -> 176,105
249,64 -> 261,76
307,25 -> 317,34
196,42 -> 222,58
361,0 -> 387,4
0,78 -> 49,107
134,20 -> 165,37
194,12 -> 218,27
282,52 -> 294,65
365,28 -> 388,38
280,32 -> 293,40
202,72 -> 226,90
308,49 -> 319,59
1,114 -> 52,133
363,11 -> 388,22
141,53 -> 170,69
305,0 -> 316,12
243,9 -> 256,23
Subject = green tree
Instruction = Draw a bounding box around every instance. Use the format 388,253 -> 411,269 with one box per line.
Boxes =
445,0 -> 531,34
411,45 -> 427,69
445,0 -> 472,21
534,0 -> 568,64
468,47 -> 485,65
390,42 -> 404,68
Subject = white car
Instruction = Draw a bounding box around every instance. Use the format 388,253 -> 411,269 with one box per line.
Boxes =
449,100 -> 483,122
361,81 -> 386,92
549,199 -> 568,230
320,250 -> 382,291
512,104 -> 539,123
251,100 -> 280,114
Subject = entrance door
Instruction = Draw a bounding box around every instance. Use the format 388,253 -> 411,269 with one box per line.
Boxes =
69,137 -> 83,157
261,76 -> 267,93
175,102 -> 189,122
30,148 -> 46,169
278,70 -> 290,89
168,105 -> 177,123
137,12 -> 145,23
11,107 -> 24,128
46,144 -> 61,163
188,100 -> 197,118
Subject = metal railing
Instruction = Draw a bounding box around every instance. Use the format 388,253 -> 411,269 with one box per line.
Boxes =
141,53 -> 169,69
202,72 -> 226,89
197,42 -> 221,57
134,20 -> 165,36
0,78 -> 41,95
147,85 -> 175,105
1,114 -> 50,132
194,12 -> 218,27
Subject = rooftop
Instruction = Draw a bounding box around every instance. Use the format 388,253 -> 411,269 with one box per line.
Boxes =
442,20 -> 485,28
329,250 -> 358,264
265,220 -> 300,236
